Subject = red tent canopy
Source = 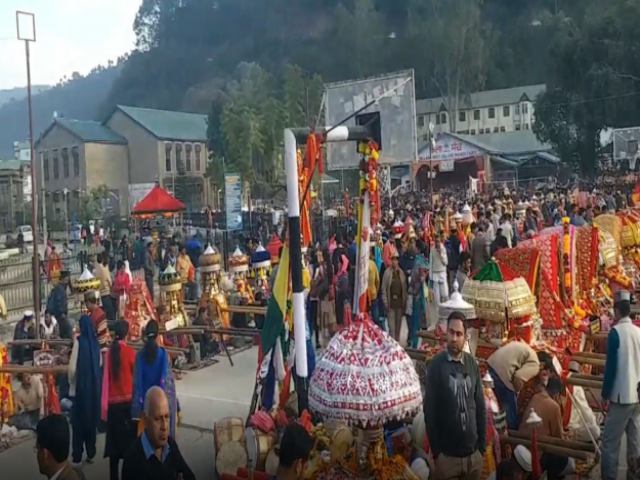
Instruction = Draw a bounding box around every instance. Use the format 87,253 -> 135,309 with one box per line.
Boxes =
131,185 -> 185,216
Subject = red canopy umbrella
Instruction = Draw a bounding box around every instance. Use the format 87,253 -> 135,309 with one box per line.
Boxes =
131,185 -> 186,218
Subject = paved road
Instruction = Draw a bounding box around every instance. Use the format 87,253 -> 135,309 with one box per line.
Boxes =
0,346 -> 258,479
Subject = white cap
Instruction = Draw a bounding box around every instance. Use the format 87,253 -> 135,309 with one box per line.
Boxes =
482,372 -> 494,384
513,445 -> 533,472
526,409 -> 543,425
23,310 -> 34,317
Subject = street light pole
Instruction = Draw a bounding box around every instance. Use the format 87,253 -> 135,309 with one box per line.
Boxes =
17,10 -> 41,328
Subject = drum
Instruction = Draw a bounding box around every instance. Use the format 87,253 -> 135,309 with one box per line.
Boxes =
214,417 -> 245,451
216,441 -> 248,476
330,425 -> 354,463
245,426 -> 276,472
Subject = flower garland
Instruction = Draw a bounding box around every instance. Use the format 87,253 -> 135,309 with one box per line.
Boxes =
358,140 -> 381,226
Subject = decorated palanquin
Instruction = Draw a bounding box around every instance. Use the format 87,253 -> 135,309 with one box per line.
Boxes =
198,245 -> 230,331
462,260 -> 539,345
158,265 -> 188,331
309,317 -> 423,480
123,279 -> 158,342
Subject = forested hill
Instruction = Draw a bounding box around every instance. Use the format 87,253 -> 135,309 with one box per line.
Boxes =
4,0 -> 640,178
0,64 -> 121,157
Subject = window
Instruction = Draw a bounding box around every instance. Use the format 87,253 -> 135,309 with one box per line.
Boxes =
470,129 -> 476,135
43,152 -> 49,181
524,123 -> 530,130
515,124 -> 522,131
493,127 -> 499,133
185,144 -> 192,172
488,107 -> 496,119
435,113 -> 441,125
459,111 -> 466,122
53,149 -> 59,179
523,103 -> 529,114
62,148 -> 69,178
515,105 -> 520,115
503,106 -> 510,117
474,109 -> 480,120
500,126 -> 506,132
418,115 -> 425,128
629,140 -> 639,155
165,143 -> 172,172
72,146 -> 80,176
195,144 -> 202,171
175,143 -> 183,172
440,112 -> 447,124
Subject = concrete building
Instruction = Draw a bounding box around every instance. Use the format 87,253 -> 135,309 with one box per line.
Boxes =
0,159 -> 30,232
35,106 -> 210,225
35,119 -> 129,224
105,105 -> 209,211
416,84 -> 545,141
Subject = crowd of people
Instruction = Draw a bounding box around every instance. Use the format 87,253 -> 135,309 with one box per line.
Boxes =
5,176 -> 640,479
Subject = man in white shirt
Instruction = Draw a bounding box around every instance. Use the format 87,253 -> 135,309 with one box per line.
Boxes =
428,232 -> 448,330
499,214 -> 514,248
566,361 -> 600,442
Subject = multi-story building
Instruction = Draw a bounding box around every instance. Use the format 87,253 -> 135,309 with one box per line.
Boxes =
35,106 -> 210,225
105,105 -> 209,210
415,84 -> 545,141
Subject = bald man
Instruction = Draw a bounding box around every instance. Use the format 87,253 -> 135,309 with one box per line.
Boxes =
122,387 -> 194,480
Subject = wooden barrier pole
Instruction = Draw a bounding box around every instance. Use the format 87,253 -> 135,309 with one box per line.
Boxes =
507,430 -> 595,453
500,435 -> 591,460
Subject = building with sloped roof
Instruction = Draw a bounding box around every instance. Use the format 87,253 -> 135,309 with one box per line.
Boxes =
35,106 -> 210,226
414,130 -> 560,192
105,105 -> 209,212
416,84 -> 546,141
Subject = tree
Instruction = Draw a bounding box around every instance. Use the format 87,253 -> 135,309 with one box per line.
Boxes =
79,185 -> 110,223
407,0 -> 490,132
534,0 -> 640,174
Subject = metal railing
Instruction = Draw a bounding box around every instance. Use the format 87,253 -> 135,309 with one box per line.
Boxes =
0,245 -> 104,322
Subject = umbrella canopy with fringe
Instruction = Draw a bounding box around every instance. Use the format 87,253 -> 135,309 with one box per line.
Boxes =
462,259 -> 537,323
309,318 -> 422,428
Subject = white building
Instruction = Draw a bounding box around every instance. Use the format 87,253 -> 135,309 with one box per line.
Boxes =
416,84 -> 546,141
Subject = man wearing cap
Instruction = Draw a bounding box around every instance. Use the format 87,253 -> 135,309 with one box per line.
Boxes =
601,290 -> 640,480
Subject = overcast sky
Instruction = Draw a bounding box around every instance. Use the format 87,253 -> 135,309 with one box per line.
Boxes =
0,0 -> 141,90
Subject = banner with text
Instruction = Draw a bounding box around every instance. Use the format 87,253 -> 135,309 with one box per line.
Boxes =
225,173 -> 243,230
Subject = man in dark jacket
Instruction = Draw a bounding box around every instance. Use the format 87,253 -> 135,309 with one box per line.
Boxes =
46,271 -> 71,338
425,311 -> 486,480
122,387 -> 194,480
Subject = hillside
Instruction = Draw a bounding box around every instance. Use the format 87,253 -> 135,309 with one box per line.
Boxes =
0,85 -> 49,108
0,65 -> 121,156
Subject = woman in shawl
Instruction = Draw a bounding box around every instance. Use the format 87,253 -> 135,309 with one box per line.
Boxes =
131,320 -> 178,437
68,314 -> 100,465
102,321 -> 136,480
408,255 -> 429,348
